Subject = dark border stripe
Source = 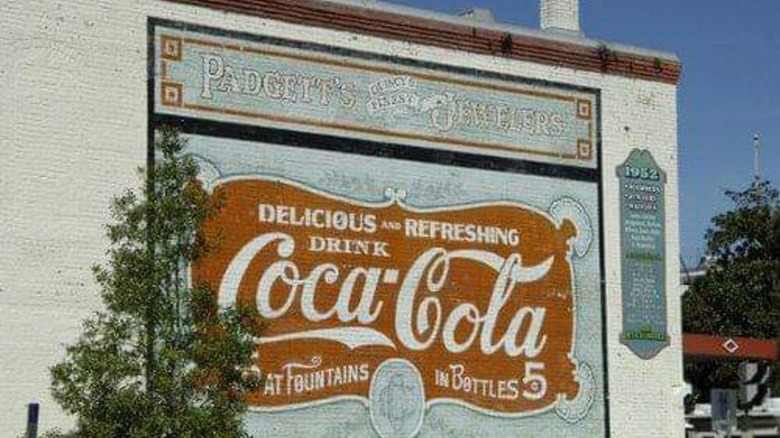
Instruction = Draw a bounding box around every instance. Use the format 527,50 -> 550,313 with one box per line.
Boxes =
595,90 -> 611,436
153,113 -> 599,182
147,20 -> 156,174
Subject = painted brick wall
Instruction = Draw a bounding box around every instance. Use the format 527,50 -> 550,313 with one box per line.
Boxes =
0,0 -> 682,436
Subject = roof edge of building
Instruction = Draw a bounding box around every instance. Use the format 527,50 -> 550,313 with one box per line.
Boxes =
328,0 -> 679,62
161,0 -> 682,85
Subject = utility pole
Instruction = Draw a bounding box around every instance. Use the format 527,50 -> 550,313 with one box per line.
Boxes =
752,133 -> 761,198
753,133 -> 761,183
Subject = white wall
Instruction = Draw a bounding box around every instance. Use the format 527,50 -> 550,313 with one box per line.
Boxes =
0,0 -> 682,435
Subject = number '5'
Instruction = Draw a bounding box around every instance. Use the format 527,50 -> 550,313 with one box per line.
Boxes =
523,362 -> 548,400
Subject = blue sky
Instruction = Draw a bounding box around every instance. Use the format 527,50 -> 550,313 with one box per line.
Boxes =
390,0 -> 780,267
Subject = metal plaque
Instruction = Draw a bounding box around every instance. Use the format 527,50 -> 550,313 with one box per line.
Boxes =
617,149 -> 669,359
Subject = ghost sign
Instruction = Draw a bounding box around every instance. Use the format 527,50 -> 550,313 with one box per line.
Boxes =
152,19 -> 608,438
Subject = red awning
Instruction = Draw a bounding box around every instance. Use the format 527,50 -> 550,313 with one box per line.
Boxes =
683,334 -> 778,360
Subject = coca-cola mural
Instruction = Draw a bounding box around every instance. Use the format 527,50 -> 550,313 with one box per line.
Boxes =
153,20 -> 606,437
181,135 -> 603,437
196,177 -> 583,410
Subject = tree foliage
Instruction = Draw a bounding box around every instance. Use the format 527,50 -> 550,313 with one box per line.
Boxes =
683,180 -> 780,401
48,128 -> 259,437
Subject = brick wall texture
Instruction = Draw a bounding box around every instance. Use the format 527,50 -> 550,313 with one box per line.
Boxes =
0,0 -> 683,436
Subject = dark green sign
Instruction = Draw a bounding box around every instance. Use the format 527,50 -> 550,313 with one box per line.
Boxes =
617,149 -> 669,359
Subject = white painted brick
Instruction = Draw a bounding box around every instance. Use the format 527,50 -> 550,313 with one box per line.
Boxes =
0,1 -> 682,436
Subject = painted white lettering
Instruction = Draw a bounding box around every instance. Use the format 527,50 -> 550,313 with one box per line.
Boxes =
200,54 -> 225,100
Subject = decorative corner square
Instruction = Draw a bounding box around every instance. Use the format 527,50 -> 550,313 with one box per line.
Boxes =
161,82 -> 183,107
577,139 -> 592,160
576,99 -> 592,120
161,36 -> 182,61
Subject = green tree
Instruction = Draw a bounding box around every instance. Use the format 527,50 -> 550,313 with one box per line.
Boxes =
47,128 -> 260,437
683,180 -> 780,402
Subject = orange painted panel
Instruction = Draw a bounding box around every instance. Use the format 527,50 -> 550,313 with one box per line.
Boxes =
193,177 -> 583,414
